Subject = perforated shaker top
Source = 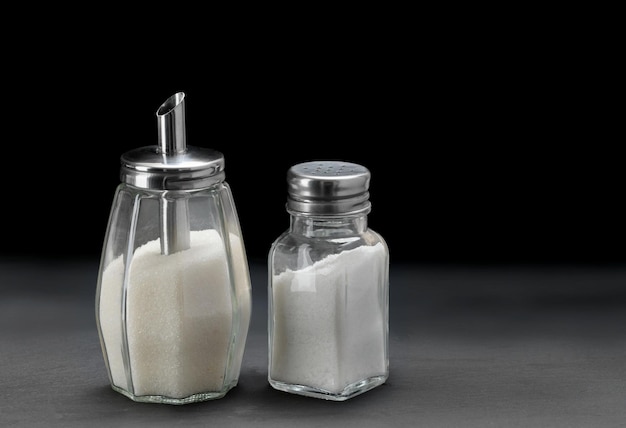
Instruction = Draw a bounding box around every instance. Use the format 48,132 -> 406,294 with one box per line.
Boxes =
286,161 -> 372,215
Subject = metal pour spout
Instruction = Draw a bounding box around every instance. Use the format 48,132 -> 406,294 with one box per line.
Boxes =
157,92 -> 187,155
156,92 -> 190,255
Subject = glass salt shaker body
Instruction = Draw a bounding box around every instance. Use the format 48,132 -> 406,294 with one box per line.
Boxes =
95,93 -> 252,405
268,161 -> 390,401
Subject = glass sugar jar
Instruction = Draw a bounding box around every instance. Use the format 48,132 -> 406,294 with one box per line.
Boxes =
268,160 -> 390,401
95,92 -> 252,404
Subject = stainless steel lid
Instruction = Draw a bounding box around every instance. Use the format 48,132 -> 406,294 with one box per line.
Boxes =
286,161 -> 372,215
120,92 -> 225,190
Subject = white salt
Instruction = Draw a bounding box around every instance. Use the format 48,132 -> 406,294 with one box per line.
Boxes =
270,243 -> 387,393
98,229 -> 251,399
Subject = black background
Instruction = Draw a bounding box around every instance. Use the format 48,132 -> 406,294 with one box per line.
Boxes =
3,21 -> 623,267
2,12 -> 625,428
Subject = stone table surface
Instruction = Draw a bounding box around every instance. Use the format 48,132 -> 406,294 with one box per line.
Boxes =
1,259 -> 625,427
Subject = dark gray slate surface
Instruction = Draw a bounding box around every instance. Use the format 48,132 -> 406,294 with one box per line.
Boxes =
1,260 -> 625,427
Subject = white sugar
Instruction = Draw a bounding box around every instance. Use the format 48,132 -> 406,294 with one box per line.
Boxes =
99,229 -> 250,399
271,243 -> 387,393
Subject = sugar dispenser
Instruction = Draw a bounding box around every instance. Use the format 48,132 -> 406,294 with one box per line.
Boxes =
95,92 -> 252,404
268,160 -> 390,401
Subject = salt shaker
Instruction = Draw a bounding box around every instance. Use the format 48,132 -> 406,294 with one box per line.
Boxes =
268,160 -> 390,401
95,92 -> 252,404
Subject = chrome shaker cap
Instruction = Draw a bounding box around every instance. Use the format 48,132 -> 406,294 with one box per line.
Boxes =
120,92 -> 225,190
286,161 -> 372,215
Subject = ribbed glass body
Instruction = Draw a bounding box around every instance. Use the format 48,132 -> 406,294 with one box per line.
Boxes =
268,212 -> 389,401
95,182 -> 252,404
